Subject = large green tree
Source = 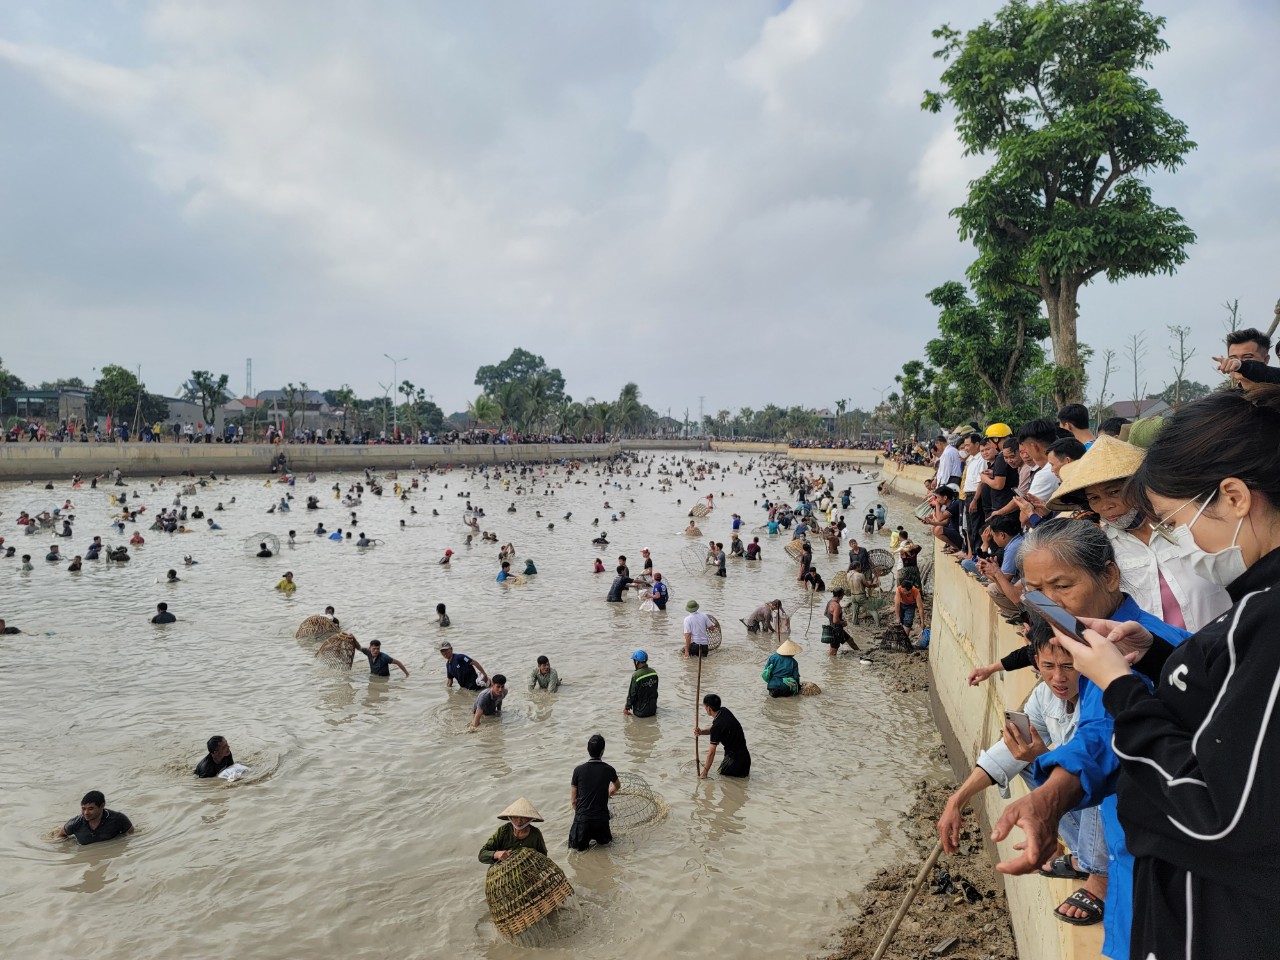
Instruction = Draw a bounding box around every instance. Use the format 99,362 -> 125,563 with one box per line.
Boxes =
90,365 -> 168,426
923,0 -> 1196,404
189,370 -> 231,425
474,349 -> 566,405
925,279 -> 1048,411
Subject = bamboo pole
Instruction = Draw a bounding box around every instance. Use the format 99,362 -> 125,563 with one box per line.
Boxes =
693,648 -> 703,771
870,840 -> 944,960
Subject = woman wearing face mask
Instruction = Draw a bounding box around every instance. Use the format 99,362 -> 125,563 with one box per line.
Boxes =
1042,386 -> 1280,959
1046,434 -> 1231,631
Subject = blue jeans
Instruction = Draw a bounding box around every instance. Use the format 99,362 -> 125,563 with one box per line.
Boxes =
960,558 -> 980,576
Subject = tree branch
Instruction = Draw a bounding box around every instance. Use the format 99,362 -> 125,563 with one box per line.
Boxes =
1000,312 -> 1028,404
1091,149 -> 1126,206
1031,80 -> 1057,125
995,217 -> 1030,242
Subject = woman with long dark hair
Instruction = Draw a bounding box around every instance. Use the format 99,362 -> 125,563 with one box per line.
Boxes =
1049,386 -> 1280,958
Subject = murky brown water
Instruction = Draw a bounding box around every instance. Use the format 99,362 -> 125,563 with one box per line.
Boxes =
0,452 -> 945,959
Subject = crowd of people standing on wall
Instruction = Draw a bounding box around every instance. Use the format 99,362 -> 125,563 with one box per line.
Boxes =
924,326 -> 1279,959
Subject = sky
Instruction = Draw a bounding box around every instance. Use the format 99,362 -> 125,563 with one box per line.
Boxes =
1,0 -> 1277,419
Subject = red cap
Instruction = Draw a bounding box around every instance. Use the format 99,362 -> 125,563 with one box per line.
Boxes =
445,549 -> 453,555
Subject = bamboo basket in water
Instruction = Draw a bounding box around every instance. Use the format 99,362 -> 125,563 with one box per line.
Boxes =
609,773 -> 669,829
485,848 -> 574,940
688,503 -> 710,518
314,632 -> 357,669
783,540 -> 807,563
295,615 -> 338,640
800,680 -> 822,696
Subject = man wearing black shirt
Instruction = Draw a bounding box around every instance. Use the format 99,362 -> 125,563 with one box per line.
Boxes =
697,694 -> 751,778
151,602 -> 176,624
56,790 -> 134,845
195,736 -> 235,778
568,734 -> 620,851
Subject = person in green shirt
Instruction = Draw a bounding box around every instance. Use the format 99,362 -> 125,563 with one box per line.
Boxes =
762,638 -> 802,697
623,650 -> 658,717
478,797 -> 547,866
529,656 -> 561,692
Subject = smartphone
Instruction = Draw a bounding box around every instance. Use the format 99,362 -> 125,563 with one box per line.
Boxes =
1004,710 -> 1032,742
1022,590 -> 1090,645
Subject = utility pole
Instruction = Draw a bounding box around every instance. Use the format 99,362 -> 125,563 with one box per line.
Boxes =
698,396 -> 705,438
384,354 -> 407,437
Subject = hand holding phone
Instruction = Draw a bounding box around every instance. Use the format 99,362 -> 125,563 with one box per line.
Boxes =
1004,710 -> 1032,743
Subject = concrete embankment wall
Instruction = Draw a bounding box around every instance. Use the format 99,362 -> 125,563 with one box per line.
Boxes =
0,442 -> 625,479
929,545 -> 1103,960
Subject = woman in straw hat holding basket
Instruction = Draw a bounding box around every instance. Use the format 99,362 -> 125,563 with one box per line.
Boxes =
478,798 -> 548,865
761,638 -> 802,697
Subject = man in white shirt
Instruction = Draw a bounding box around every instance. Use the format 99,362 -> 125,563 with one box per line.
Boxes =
1016,420 -> 1062,505
683,600 -> 719,658
933,437 -> 963,490
958,433 -> 988,555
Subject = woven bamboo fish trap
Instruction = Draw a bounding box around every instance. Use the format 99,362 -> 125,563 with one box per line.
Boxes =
829,570 -> 849,592
783,540 -> 807,563
868,548 -> 895,576
684,525 -> 702,537
707,622 -> 723,651
609,772 -> 669,830
800,680 -> 822,696
314,632 -> 357,669
689,503 -> 710,518
485,848 -> 574,940
295,615 -> 338,640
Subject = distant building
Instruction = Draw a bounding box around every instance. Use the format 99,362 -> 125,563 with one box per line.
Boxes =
254,390 -> 333,430
1109,398 -> 1171,420
6,387 -> 90,425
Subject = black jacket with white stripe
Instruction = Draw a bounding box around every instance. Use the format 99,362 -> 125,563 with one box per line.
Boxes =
1103,546 -> 1280,959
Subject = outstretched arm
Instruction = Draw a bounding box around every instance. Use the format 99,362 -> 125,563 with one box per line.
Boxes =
391,657 -> 409,677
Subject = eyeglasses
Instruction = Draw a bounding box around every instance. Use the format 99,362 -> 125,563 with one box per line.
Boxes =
1150,489 -> 1216,543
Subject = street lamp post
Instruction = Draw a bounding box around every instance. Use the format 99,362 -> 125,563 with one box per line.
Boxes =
384,354 -> 407,438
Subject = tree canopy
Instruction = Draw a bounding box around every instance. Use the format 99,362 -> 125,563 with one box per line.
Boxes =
923,0 -> 1196,403
474,349 -> 566,403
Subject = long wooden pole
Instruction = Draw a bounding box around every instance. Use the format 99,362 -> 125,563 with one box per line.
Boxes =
870,841 -> 944,960
693,647 -> 703,770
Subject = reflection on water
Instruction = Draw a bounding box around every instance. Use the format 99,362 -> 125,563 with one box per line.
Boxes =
0,454 -> 947,958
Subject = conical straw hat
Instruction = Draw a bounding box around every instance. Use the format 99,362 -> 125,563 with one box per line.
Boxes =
1046,434 -> 1145,514
498,797 -> 544,822
776,639 -> 802,656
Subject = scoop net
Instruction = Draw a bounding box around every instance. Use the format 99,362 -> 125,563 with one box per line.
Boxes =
868,548 -> 895,576
314,632 -> 357,669
800,680 -> 822,697
485,848 -> 574,940
244,532 -> 281,556
609,772 -> 670,830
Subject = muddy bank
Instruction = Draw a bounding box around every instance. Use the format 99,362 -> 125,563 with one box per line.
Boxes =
819,613 -> 1017,960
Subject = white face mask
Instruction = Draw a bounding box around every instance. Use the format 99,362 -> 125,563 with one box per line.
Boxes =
1162,491 -> 1247,587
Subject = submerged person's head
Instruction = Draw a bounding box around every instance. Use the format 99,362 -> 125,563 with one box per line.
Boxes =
80,790 -> 106,817
207,736 -> 230,759
537,655 -> 551,674
1017,518 -> 1121,620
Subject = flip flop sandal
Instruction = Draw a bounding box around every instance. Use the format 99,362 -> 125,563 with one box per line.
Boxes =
1055,887 -> 1104,926
1039,855 -> 1089,880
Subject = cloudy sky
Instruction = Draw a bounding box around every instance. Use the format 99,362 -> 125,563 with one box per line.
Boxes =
2,0 -> 1276,418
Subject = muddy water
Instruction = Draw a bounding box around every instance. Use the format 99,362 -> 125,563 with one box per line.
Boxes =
0,453 -> 945,959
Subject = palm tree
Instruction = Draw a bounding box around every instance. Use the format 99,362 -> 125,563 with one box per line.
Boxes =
467,393 -> 502,427
491,382 -> 526,431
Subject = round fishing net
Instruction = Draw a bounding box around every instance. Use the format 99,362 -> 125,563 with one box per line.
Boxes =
244,532 -> 281,556
868,548 -> 895,576
314,632 -> 357,669
680,545 -> 712,577
485,848 -> 574,940
783,540 -> 807,563
295,615 -> 338,640
688,503 -> 709,518
608,772 -> 669,830
800,680 -> 822,696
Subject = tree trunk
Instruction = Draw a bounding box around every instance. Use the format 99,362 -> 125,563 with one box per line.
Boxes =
1043,279 -> 1085,405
